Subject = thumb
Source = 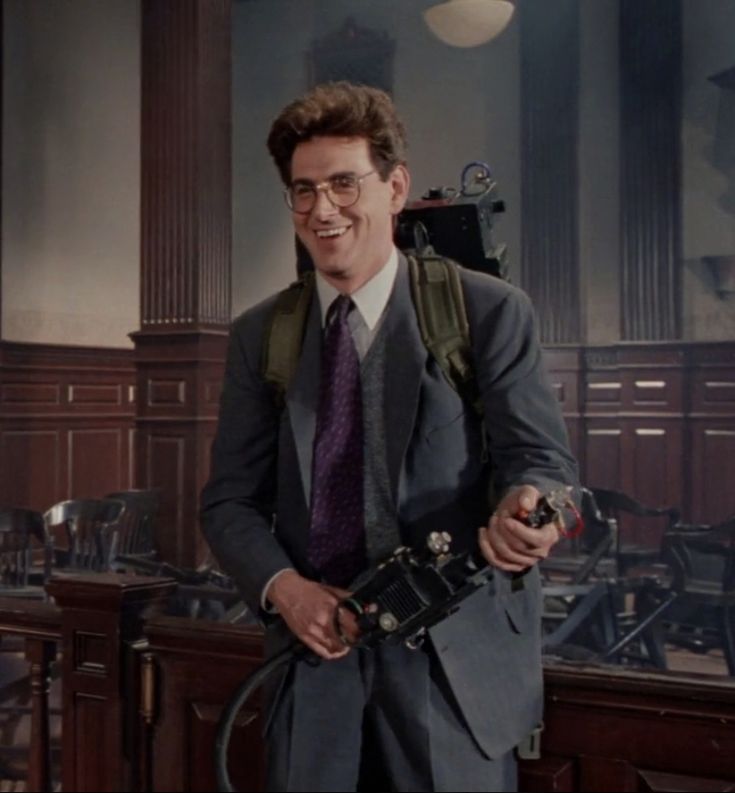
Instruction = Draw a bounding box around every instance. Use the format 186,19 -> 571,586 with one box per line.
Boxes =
517,486 -> 539,512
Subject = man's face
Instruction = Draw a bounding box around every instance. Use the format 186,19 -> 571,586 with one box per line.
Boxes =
289,136 -> 410,291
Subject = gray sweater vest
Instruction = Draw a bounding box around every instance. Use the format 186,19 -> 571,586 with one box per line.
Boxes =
360,318 -> 402,565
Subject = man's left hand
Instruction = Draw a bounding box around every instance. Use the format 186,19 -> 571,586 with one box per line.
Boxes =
478,485 -> 561,572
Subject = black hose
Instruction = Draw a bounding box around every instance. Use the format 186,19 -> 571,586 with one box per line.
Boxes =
214,644 -> 305,793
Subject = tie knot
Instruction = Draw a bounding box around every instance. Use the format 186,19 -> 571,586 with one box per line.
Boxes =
327,294 -> 354,325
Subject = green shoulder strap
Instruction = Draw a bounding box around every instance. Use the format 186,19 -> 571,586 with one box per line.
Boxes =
261,270 -> 315,406
407,253 -> 484,418
261,257 -> 482,418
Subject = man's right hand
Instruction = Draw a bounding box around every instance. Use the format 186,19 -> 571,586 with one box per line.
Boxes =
266,569 -> 352,660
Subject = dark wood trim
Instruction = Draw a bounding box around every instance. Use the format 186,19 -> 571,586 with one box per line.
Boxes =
144,616 -> 266,792
0,596 -> 61,640
518,662 -> 735,791
0,1 -> 3,337
46,573 -> 177,793
3,581 -> 734,793
141,0 -> 232,330
139,0 -> 232,566
141,616 -> 735,793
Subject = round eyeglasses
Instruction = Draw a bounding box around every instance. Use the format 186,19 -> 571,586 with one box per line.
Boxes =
284,170 -> 376,214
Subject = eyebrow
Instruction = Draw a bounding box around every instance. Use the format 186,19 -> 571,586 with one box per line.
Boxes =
290,171 -> 358,185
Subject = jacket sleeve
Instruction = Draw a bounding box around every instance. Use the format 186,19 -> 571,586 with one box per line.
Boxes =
200,308 -> 295,617
465,277 -> 580,503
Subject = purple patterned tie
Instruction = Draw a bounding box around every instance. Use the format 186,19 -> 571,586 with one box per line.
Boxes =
307,295 -> 366,588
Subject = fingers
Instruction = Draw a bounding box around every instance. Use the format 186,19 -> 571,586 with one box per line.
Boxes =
299,603 -> 350,660
301,633 -> 350,661
276,580 -> 352,660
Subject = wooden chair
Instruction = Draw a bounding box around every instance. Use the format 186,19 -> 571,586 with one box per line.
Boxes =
661,516 -> 735,674
590,487 -> 680,576
104,489 -> 160,569
542,488 -> 682,669
0,509 -> 60,787
43,498 -> 126,573
0,508 -> 51,598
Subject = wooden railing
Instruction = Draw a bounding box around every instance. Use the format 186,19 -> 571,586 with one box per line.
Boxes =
1,575 -> 734,792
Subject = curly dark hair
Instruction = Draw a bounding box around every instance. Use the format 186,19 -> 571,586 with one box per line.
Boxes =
267,81 -> 408,185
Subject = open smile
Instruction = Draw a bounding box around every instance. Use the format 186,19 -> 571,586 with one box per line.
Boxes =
314,226 -> 351,239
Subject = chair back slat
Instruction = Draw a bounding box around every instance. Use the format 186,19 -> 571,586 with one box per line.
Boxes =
0,507 -> 49,590
104,489 -> 160,562
44,498 -> 126,572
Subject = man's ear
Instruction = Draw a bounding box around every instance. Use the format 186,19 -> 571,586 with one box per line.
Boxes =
389,165 -> 411,214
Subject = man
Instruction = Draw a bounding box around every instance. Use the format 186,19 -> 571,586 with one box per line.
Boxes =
201,81 -> 579,792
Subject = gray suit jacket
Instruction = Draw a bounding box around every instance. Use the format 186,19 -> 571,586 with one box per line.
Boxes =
201,254 -> 579,760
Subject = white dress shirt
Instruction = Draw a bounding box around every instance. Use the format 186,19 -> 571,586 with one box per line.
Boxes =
315,246 -> 398,360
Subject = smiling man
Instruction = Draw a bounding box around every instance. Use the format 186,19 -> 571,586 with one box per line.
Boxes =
201,82 -> 579,792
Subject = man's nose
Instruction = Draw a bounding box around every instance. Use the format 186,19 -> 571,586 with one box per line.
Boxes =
311,188 -> 339,220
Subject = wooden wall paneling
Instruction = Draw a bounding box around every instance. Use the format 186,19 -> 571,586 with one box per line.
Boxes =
689,422 -> 735,525
68,428 -> 128,501
584,423 -> 623,492
145,432 -> 187,565
137,355 -> 193,559
623,417 -> 683,548
0,342 -> 135,511
0,427 -> 61,509
134,333 -> 228,566
583,344 -> 687,538
688,344 -> 735,523
543,346 -> 584,470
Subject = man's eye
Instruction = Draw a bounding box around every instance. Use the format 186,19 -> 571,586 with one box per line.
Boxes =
292,184 -> 314,196
331,175 -> 357,191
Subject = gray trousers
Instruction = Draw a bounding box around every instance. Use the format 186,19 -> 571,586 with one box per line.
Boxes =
265,641 -> 517,793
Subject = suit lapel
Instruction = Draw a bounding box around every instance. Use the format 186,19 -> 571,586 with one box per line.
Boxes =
383,257 -> 427,503
285,295 -> 321,507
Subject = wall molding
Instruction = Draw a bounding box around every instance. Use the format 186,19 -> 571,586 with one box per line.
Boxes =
0,340 -> 136,510
544,339 -> 735,532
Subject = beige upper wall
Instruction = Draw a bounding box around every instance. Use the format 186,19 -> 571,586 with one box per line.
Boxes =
2,0 -> 140,348
681,0 -> 735,340
2,1 -> 732,346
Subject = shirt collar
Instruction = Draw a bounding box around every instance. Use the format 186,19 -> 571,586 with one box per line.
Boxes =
316,247 -> 399,330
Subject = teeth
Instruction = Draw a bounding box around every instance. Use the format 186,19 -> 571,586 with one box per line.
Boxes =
316,227 -> 349,238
